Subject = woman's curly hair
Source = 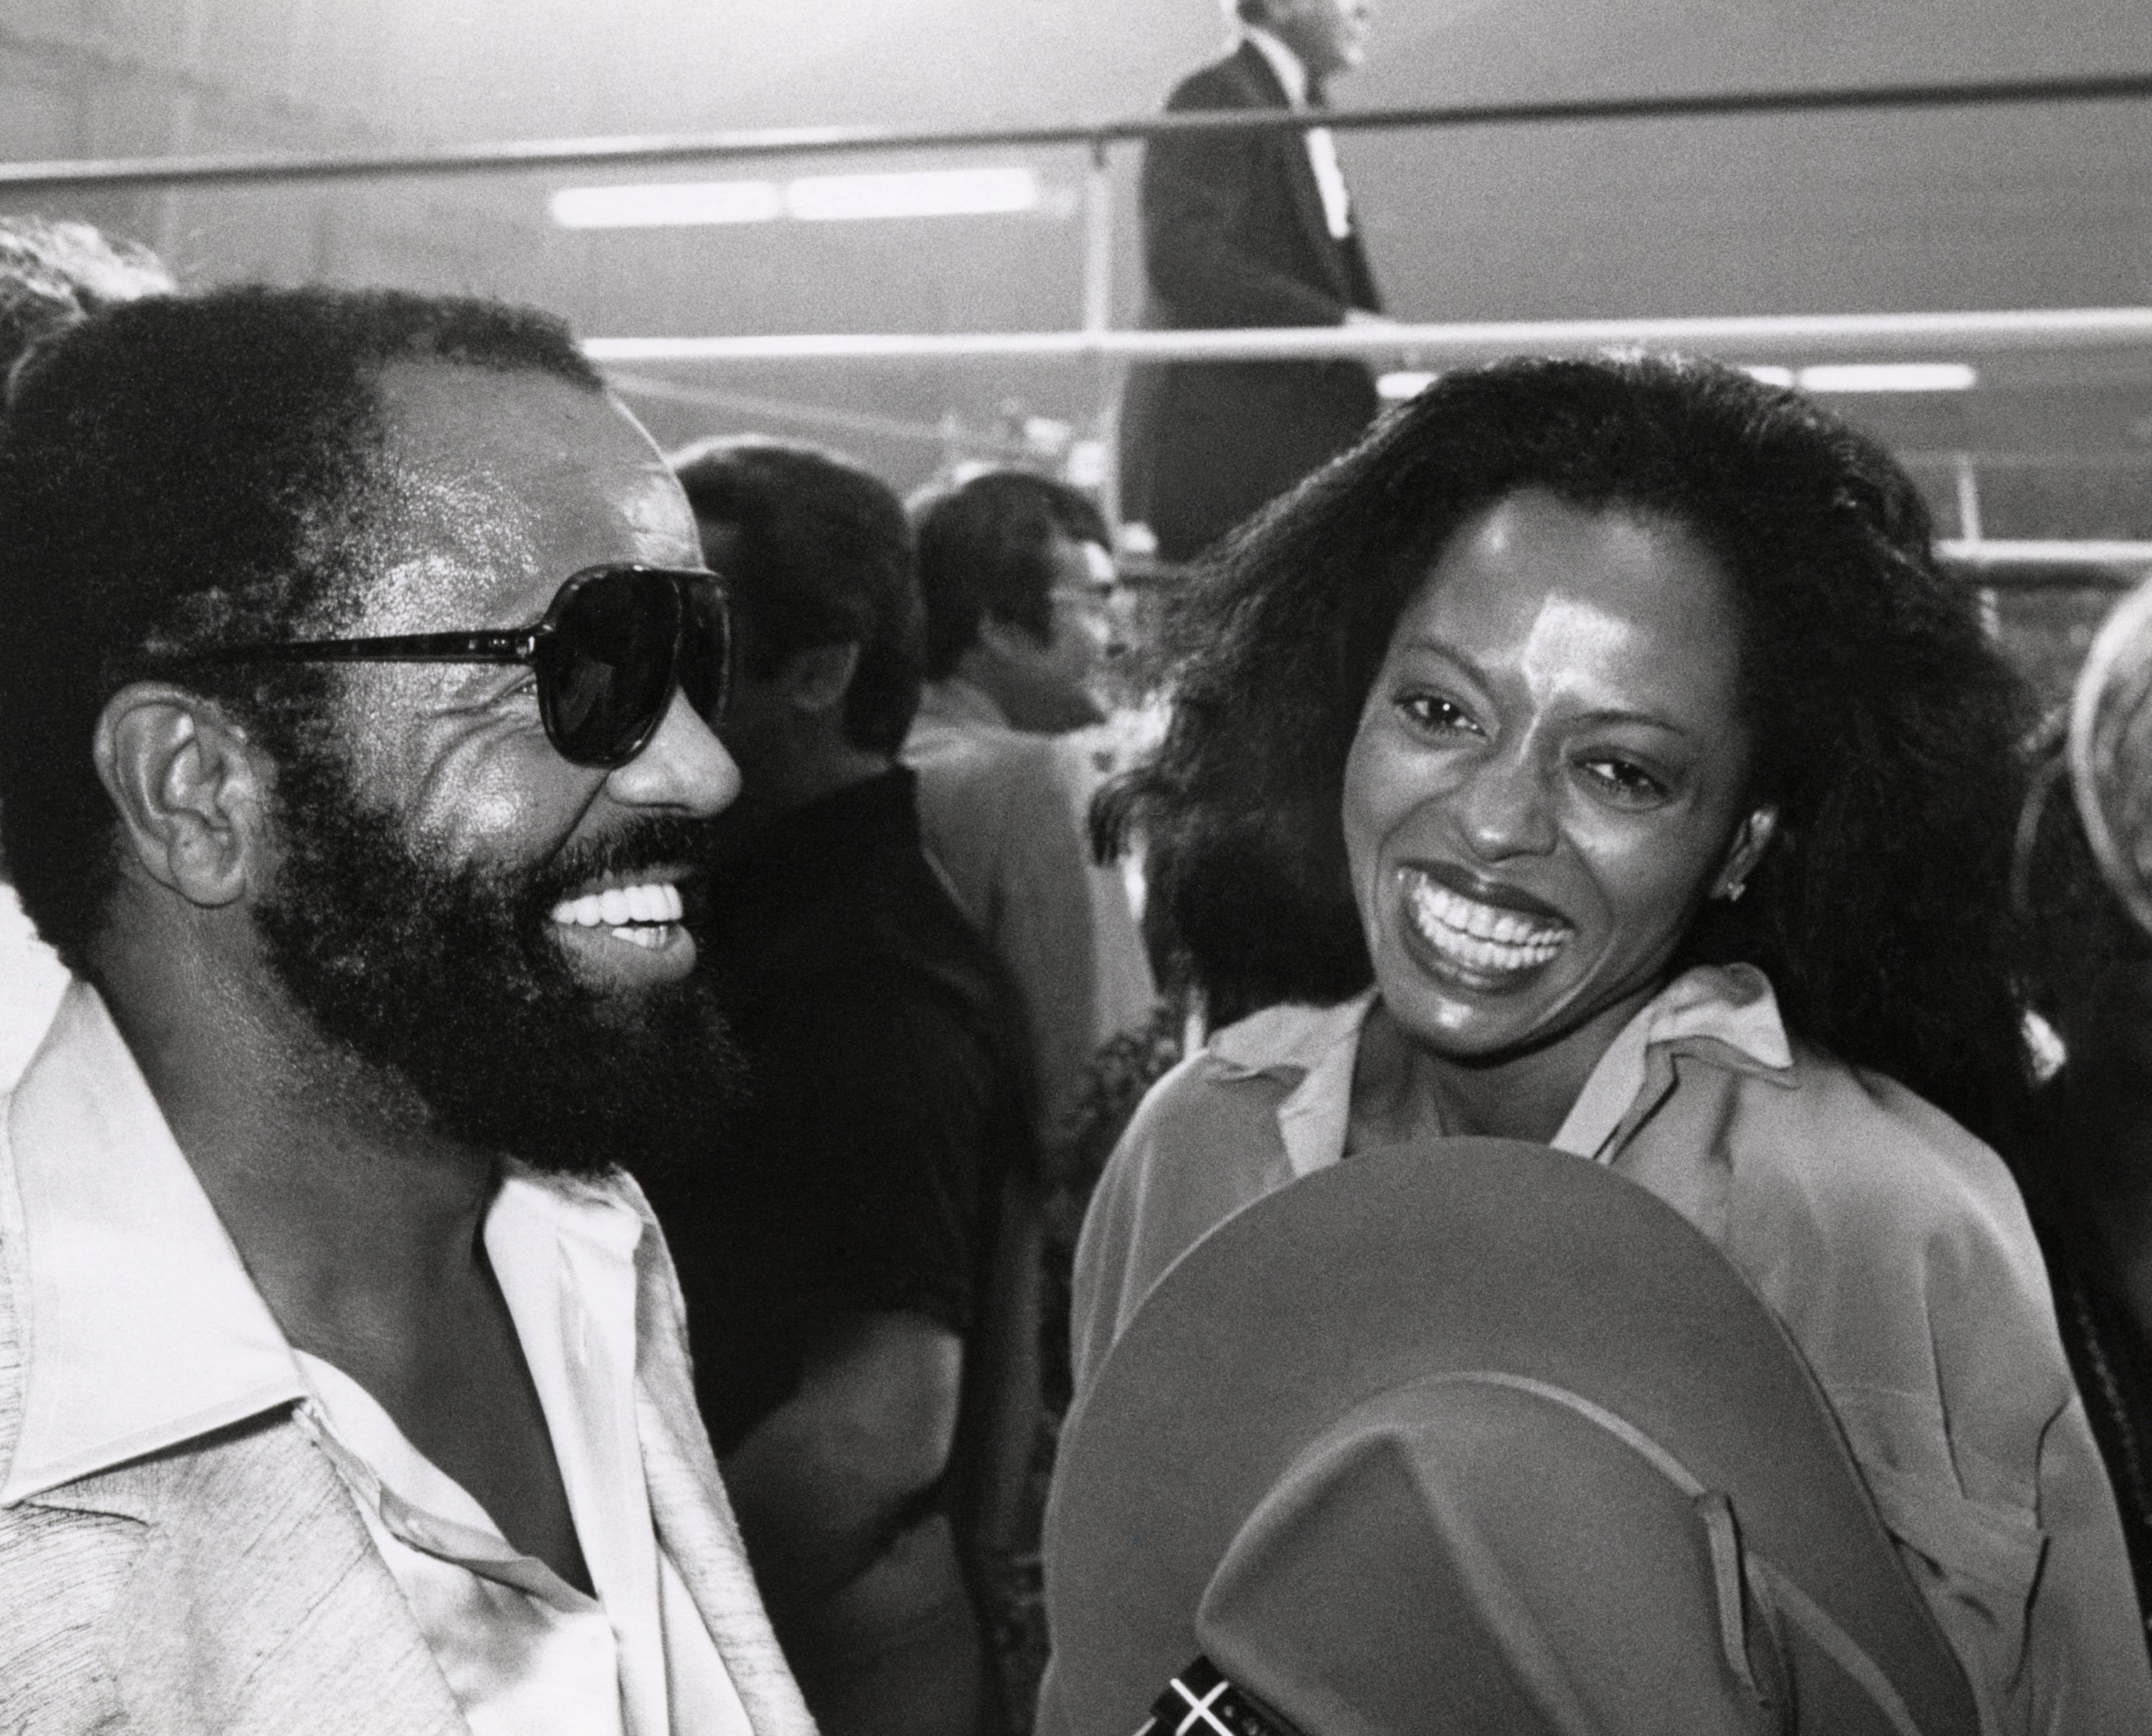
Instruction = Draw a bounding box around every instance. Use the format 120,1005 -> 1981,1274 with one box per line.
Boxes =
1098,353 -> 2036,1143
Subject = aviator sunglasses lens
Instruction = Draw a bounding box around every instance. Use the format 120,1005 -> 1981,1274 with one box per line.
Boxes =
678,578 -> 730,727
537,568 -> 682,767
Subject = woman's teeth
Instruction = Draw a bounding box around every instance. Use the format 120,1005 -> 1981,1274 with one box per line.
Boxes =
1404,874 -> 1568,973
549,879 -> 684,945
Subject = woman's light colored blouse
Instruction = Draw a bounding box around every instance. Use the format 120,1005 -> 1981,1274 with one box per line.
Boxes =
1067,965 -> 2152,1736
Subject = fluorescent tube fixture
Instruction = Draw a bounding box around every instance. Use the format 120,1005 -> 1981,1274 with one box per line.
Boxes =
785,168 -> 1038,221
550,169 -> 1039,230
1796,362 -> 1977,393
550,181 -> 782,229
1740,365 -> 1796,387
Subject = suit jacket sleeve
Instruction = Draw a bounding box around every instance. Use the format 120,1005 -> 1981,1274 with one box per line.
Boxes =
1141,70 -> 1357,330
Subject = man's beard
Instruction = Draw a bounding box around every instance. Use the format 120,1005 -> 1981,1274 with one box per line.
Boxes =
252,734 -> 744,1181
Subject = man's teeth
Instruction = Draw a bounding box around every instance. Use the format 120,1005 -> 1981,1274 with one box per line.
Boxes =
549,881 -> 685,930
1404,874 -> 1568,973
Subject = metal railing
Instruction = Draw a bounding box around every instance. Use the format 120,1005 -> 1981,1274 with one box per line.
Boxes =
6,68 -> 2148,192
6,66 -> 2151,567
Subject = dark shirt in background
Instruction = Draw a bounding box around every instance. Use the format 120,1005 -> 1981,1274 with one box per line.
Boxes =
649,766 -> 1031,1456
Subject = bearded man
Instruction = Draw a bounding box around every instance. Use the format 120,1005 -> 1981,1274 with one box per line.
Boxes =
0,286 -> 813,1736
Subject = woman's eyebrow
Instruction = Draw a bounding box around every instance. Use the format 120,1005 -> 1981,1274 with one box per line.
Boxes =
1393,633 -> 1483,680
1398,638 -> 1694,734
1568,704 -> 1695,740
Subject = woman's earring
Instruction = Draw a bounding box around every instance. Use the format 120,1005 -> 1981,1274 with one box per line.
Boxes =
1718,878 -> 1747,903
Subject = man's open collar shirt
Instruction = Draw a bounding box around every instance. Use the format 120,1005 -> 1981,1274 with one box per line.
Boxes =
0,980 -> 810,1736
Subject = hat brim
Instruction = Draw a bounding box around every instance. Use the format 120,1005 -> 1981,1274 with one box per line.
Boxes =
1044,1137 -> 1976,1736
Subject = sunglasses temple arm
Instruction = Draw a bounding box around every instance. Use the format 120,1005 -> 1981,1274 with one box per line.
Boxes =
197,630 -> 542,666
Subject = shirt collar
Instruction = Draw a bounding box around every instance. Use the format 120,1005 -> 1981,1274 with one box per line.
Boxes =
1549,963 -> 1793,1160
1240,25 -> 1311,107
1204,963 -> 1794,1176
1209,991 -> 1374,1179
914,677 -> 1010,732
0,980 -> 651,1509
1,980 -> 306,1504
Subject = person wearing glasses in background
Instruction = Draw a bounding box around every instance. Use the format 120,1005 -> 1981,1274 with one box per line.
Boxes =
905,471 -> 1157,1170
0,286 -> 813,1736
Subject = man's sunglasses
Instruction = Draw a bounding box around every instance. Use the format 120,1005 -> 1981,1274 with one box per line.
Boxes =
194,564 -> 730,770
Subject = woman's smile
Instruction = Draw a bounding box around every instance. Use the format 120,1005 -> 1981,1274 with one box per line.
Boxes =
1394,864 -> 1572,986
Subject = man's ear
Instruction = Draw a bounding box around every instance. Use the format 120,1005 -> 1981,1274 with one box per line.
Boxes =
775,641 -> 862,717
92,684 -> 268,910
1712,803 -> 1780,903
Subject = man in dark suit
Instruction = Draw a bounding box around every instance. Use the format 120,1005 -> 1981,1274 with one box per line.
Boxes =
1120,0 -> 1389,561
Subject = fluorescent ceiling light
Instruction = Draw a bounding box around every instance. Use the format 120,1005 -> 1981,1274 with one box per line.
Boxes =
785,168 -> 1039,221
550,181 -> 781,228
1796,362 -> 1977,392
550,168 -> 1040,230
1376,370 -> 1438,400
1740,364 -> 1795,387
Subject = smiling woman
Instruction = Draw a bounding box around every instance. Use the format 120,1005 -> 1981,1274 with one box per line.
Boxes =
1101,354 -> 2028,1133
1061,354 -> 2152,1729
1339,489 -> 1778,1143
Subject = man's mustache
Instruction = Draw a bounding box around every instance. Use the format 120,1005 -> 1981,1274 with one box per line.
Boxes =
526,814 -> 730,913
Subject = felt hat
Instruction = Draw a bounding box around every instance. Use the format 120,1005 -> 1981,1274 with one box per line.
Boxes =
1043,1138 -> 1978,1736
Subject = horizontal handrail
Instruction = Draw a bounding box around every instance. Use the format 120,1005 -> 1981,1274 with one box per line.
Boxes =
582,306 -> 2152,367
1119,541 -> 2151,582
1939,540 -> 2152,573
1905,449 -> 2152,472
2,70 -> 2148,193
606,370 -> 998,450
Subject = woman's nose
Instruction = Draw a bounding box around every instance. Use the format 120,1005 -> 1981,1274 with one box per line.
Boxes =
1455,745 -> 1558,862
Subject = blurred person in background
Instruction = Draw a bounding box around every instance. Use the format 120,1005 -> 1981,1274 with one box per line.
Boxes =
0,286 -> 815,1733
2011,641 -> 2152,1646
1119,0 -> 1389,562
2016,809 -> 2152,1643
660,437 -> 1034,1736
0,216 -> 174,1089
905,470 -> 1157,1166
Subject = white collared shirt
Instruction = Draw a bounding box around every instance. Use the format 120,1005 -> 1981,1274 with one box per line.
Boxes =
0,980 -> 751,1736
1240,25 -> 1354,242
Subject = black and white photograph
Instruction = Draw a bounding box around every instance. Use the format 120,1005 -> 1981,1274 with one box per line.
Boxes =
1,1 -> 2151,1731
